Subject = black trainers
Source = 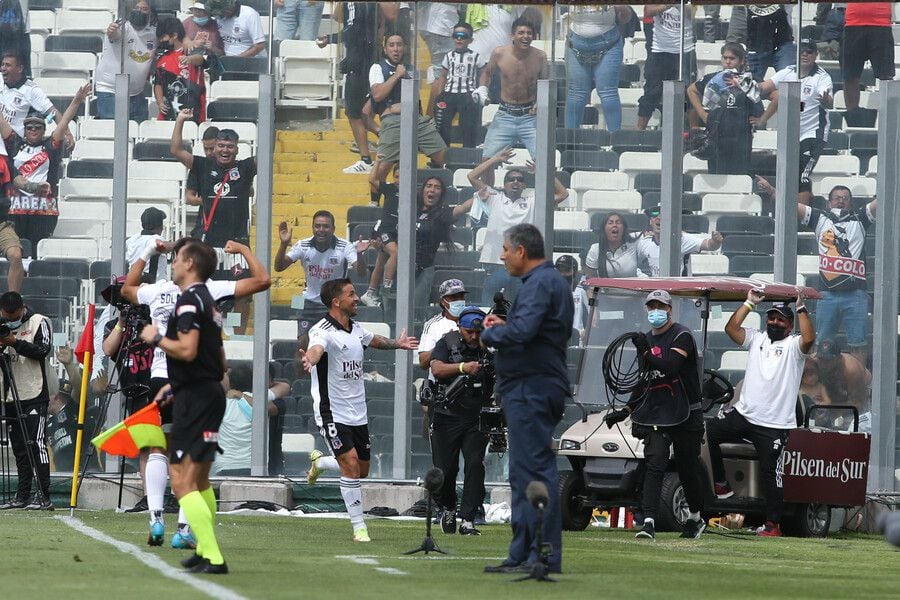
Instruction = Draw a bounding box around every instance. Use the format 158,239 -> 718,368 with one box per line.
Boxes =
126,496 -> 149,513
459,521 -> 481,536
680,517 -> 706,539
181,553 -> 204,569
24,497 -> 54,511
0,497 -> 27,510
191,559 -> 229,575
441,509 -> 457,534
635,520 -> 655,539
484,561 -> 528,574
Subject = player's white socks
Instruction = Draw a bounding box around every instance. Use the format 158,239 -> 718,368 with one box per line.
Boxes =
177,507 -> 190,532
146,452 -> 169,524
339,477 -> 365,531
317,455 -> 340,472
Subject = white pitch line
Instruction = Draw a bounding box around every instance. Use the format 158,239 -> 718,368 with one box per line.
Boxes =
335,555 -> 408,575
57,516 -> 249,600
374,567 -> 407,576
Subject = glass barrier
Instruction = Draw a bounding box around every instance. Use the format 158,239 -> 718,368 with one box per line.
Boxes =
2,2 -> 894,506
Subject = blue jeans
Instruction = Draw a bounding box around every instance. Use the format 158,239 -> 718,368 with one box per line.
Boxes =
502,377 -> 565,571
565,30 -> 623,131
95,91 -> 149,121
482,110 -> 536,159
747,42 -> 796,82
814,287 -> 869,348
481,263 -> 521,305
275,0 -> 325,41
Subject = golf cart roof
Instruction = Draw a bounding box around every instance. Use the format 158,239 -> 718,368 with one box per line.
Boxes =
583,276 -> 822,301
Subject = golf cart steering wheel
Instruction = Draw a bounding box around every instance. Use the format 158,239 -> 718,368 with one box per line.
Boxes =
701,369 -> 734,412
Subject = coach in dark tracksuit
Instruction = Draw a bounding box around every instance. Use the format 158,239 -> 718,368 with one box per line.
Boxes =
480,224 -> 574,574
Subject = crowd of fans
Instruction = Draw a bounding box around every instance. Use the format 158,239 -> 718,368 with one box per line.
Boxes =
0,1 -> 892,476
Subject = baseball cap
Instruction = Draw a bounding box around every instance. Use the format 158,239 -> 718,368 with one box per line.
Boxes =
554,254 -> 578,272
438,278 -> 466,298
100,275 -> 127,304
799,38 -> 817,53
458,306 -> 486,330
190,2 -> 207,10
645,289 -> 672,306
644,205 -> 661,217
767,303 -> 795,321
141,206 -> 166,230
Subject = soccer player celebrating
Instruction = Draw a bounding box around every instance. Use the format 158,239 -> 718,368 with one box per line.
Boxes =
300,278 -> 418,542
140,238 -> 230,574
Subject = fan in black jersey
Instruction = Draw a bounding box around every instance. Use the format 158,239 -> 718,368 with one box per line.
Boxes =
300,278 -> 418,542
154,18 -> 208,123
139,238 -> 234,574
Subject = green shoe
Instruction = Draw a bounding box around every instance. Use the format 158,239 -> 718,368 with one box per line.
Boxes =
307,449 -> 325,485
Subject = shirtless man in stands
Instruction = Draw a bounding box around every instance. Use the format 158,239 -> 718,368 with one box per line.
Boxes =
474,16 -> 546,185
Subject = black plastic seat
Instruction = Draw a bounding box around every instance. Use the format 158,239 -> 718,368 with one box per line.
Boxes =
29,259 -> 91,280
134,140 -> 190,161
444,147 -> 483,170
207,100 -> 259,122
45,35 -> 102,53
722,234 -> 774,257
66,159 -> 114,179
610,129 -> 662,154
560,149 -> 619,173
716,215 -> 775,236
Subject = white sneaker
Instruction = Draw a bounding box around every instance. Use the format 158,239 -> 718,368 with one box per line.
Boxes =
342,159 -> 373,174
359,291 -> 382,307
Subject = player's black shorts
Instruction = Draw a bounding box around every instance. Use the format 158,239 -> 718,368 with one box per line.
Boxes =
125,377 -> 173,432
842,26 -> 896,81
799,137 -> 824,193
169,380 -> 226,464
344,71 -> 369,119
319,422 -> 371,461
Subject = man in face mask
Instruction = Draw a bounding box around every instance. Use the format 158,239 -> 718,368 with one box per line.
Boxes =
708,289 -> 815,537
604,290 -> 707,541
418,279 -> 468,385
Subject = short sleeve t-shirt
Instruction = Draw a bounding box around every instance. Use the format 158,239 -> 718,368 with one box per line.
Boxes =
138,279 -> 236,379
636,233 -> 705,277
585,239 -> 641,277
735,328 -> 807,429
652,4 -> 694,54
801,204 -> 875,291
0,80 -> 55,136
478,188 -> 535,265
217,5 -> 266,56
188,156 -> 256,246
285,236 -> 358,304
7,134 -> 62,216
154,48 -> 207,122
166,282 -> 224,389
94,22 -> 157,96
418,313 -> 457,381
440,49 -> 484,94
769,65 -> 832,142
308,315 -> 375,427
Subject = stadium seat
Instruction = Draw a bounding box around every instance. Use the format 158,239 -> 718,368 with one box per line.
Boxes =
417,168 -> 453,190
66,159 -> 113,179
55,9 -> 114,35
722,234 -> 774,257
128,160 -> 187,182
719,350 -> 748,370
59,178 -> 112,200
217,55 -> 268,81
556,129 -> 611,153
444,147 -> 483,171
270,319 -> 299,341
34,76 -> 90,96
693,174 -> 752,195
581,190 -> 642,213
78,118 -> 139,140
198,121 -> 258,145
690,254 -> 729,275
561,150 -> 619,173
37,237 -> 101,260
71,139 -> 123,161
29,258 -> 91,280
814,176 -> 875,197
716,215 -> 774,236
139,119 -> 198,142
553,211 -> 591,231
682,214 -> 710,234
640,191 -> 701,212
812,155 -> 860,179
209,80 -> 260,102
359,322 -> 391,338
729,255 -> 773,277
206,100 -> 258,122
44,34 -> 102,54
29,9 -> 58,33
618,151 -> 661,176
633,172 -> 693,194
38,51 -> 96,80
134,140 -> 189,161
223,340 -> 254,360
610,129 -> 661,154
701,193 -> 762,215
279,40 -> 335,102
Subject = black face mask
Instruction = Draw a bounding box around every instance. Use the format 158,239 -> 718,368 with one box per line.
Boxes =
766,323 -> 788,342
129,10 -> 149,29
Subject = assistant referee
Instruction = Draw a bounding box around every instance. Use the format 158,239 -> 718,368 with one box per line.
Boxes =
141,238 -> 228,574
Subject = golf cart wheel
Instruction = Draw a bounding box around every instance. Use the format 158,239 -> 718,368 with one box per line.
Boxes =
558,470 -> 592,531
784,503 -> 831,538
657,472 -> 690,532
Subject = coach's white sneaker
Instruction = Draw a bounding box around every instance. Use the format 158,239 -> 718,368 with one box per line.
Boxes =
353,527 -> 371,542
307,449 -> 325,485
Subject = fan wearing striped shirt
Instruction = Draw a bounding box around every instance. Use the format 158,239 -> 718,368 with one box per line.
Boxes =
430,22 -> 486,148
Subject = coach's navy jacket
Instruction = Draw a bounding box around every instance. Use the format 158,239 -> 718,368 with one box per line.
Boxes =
480,261 -> 574,396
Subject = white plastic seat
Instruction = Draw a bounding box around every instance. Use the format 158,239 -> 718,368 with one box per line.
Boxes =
223,340 -> 255,360
37,237 -> 100,260
29,10 -> 56,33
128,179 -> 181,203
796,255 -> 820,279
752,129 -> 778,151
128,160 -> 187,182
553,211 -> 590,230
139,119 -> 198,142
270,319 -> 299,342
690,254 -> 729,275
78,118 -> 138,140
701,194 -> 762,215
618,151 -> 661,173
209,80 -> 260,102
279,40 -> 335,101
812,154 -> 860,178
33,76 -> 90,95
359,322 -> 391,338
38,51 -> 97,79
59,178 -> 113,200
814,176 -> 876,197
719,350 -> 748,371
55,9 -> 114,35
481,104 -> 499,127
63,0 -> 118,9
570,170 -> 630,192
70,139 -> 121,160
693,173 -> 752,195
581,190 -> 642,213
709,311 -> 760,332
749,272 -> 807,287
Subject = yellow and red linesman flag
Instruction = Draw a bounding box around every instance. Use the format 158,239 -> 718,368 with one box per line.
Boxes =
91,402 -> 167,459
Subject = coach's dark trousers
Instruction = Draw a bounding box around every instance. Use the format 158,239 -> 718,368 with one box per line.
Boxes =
8,399 -> 51,501
502,378 -> 565,572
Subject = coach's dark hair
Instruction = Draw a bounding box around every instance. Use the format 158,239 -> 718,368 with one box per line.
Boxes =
312,210 -> 335,226
0,291 -> 24,313
202,126 -> 220,141
504,224 -> 545,260
156,16 -> 185,41
828,185 -> 853,203
172,237 -> 217,281
321,278 -> 353,307
453,21 -> 473,36
511,16 -> 535,35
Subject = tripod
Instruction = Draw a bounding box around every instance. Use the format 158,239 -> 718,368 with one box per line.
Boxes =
0,352 -> 49,507
405,468 -> 446,555
514,481 -> 555,583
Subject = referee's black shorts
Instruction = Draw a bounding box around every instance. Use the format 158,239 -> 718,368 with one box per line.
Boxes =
169,380 -> 226,464
320,421 -> 371,461
842,26 -> 895,81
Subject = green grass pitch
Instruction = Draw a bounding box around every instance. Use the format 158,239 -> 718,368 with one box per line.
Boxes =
1,510 -> 898,599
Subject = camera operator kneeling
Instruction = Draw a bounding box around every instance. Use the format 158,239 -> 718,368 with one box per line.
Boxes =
429,307 -> 491,536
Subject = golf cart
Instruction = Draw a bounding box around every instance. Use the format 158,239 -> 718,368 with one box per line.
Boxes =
556,277 -> 871,537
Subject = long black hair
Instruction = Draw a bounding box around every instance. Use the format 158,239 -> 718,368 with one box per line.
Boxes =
418,176 -> 454,252
595,212 -> 630,278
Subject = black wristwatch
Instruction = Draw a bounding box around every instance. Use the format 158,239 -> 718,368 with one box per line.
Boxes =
151,333 -> 164,347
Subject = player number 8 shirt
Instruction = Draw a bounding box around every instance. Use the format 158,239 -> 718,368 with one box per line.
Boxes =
309,315 -> 374,427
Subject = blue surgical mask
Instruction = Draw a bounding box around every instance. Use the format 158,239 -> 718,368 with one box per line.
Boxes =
647,309 -> 669,329
193,16 -> 210,26
447,300 -> 466,318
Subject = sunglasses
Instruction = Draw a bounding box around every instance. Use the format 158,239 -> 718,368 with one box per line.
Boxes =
452,31 -> 470,40
800,48 -> 816,54
505,176 -> 525,183
24,124 -> 45,131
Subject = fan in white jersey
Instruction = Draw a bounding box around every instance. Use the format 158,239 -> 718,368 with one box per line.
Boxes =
117,238 -> 270,549
300,278 -> 418,542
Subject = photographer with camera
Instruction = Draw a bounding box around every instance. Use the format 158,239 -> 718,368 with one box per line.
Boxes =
429,306 -> 491,537
0,291 -> 53,510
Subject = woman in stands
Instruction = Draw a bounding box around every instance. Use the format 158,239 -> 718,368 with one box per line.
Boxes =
564,5 -> 632,131
583,212 -> 643,279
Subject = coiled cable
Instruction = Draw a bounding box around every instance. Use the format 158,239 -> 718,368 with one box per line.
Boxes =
602,332 -> 651,397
